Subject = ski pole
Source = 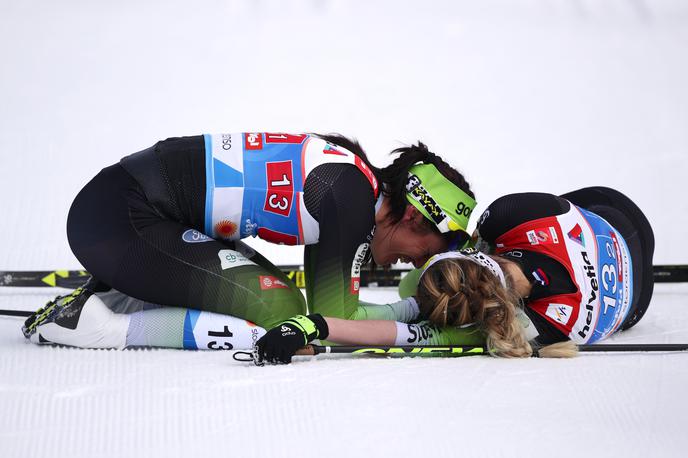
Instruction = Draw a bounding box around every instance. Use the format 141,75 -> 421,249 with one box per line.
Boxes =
1,264 -> 687,288
233,343 -> 688,365
307,343 -> 688,354
0,309 -> 32,317
577,343 -> 688,352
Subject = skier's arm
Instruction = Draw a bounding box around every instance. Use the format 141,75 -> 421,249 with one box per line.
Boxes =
325,317 -> 397,345
302,316 -> 486,347
324,317 -> 486,346
329,307 -> 540,347
256,315 -> 488,363
391,321 -> 486,346
348,298 -> 419,322
304,165 -> 377,319
303,165 -> 428,323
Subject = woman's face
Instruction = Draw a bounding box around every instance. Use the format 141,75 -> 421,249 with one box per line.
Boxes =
371,201 -> 448,268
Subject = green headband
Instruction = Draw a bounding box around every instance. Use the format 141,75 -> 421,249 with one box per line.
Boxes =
405,163 -> 476,233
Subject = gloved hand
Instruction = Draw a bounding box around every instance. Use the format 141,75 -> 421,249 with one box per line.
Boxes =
255,314 -> 329,364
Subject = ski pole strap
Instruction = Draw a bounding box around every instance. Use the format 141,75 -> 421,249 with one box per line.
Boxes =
232,351 -> 256,363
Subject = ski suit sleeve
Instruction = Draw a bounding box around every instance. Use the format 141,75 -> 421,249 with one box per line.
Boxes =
304,164 -> 378,320
348,298 -> 420,322
398,268 -> 423,298
476,192 -> 570,249
394,321 -> 487,346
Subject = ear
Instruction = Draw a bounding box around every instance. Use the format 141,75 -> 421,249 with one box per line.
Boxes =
403,205 -> 427,227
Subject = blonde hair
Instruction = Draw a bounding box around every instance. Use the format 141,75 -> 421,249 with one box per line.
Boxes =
416,257 -> 577,358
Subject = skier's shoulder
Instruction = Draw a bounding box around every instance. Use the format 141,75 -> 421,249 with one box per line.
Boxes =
478,192 -> 570,242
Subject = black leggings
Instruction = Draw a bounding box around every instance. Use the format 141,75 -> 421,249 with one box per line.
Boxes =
561,187 -> 655,330
67,164 -> 305,328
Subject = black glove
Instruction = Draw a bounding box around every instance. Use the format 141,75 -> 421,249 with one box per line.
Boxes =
255,314 -> 329,364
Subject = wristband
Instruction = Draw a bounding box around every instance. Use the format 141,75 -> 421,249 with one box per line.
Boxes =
285,314 -> 329,342
306,313 -> 329,340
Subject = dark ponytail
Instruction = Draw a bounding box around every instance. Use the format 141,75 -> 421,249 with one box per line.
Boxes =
378,142 -> 475,226
312,133 -> 381,177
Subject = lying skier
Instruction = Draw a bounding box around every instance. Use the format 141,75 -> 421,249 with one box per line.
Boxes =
253,187 -> 654,362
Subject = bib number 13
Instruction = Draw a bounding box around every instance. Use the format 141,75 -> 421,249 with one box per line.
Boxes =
264,161 -> 294,217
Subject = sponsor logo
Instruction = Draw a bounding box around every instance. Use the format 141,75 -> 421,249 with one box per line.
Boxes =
264,160 -> 294,217
323,143 -> 348,156
546,303 -> 573,325
244,219 -> 259,237
526,230 -> 538,245
568,224 -> 585,246
350,278 -> 360,294
250,327 -> 259,346
366,226 -> 375,244
532,268 -> 550,286
260,275 -> 289,290
406,324 -> 434,343
218,250 -> 256,270
455,201 -> 473,219
577,250 -> 599,339
526,227 -> 559,246
551,227 -> 560,244
610,231 -> 623,282
350,243 -> 370,294
405,175 -> 444,224
478,210 -> 490,227
244,133 -> 263,150
352,347 -> 484,355
504,250 -> 523,258
355,156 -> 378,195
182,229 -> 213,244
221,133 -> 232,150
214,219 -> 238,239
280,325 -> 296,337
406,174 -> 421,190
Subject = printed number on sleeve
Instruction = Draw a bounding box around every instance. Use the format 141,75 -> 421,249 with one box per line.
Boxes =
207,325 -> 234,350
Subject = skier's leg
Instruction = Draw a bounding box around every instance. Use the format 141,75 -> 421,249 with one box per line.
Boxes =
24,284 -> 266,350
25,163 -> 304,349
66,163 -> 305,328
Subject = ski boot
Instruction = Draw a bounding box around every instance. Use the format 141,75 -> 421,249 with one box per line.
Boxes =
22,285 -> 129,349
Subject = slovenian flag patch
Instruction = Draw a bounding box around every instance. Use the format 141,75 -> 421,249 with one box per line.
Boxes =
532,268 -> 550,286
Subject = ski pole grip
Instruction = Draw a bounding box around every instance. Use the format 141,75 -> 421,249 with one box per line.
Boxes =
295,345 -> 316,356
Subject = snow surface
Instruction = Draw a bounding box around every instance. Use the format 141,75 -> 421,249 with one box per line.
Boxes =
1,1 -> 688,457
2,285 -> 688,458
